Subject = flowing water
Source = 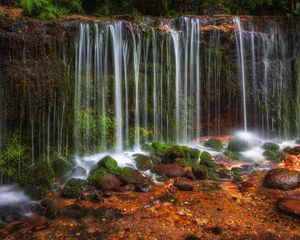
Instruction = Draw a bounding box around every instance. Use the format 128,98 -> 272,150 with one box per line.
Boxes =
0,16 -> 300,177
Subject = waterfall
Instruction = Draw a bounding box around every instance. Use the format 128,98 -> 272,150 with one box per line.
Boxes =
234,16 -> 248,132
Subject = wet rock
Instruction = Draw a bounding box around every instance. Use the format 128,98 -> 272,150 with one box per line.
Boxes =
96,173 -> 122,191
262,142 -> 280,151
264,168 -> 300,190
71,166 -> 87,177
173,178 -> 194,191
154,164 -> 185,178
218,168 -> 232,181
61,178 -> 87,199
204,138 -> 223,151
228,138 -> 250,152
40,199 -> 59,219
88,168 -> 122,191
277,198 -> 300,218
118,167 -> 148,185
295,139 -> 300,144
30,203 -> 46,216
192,165 -> 208,180
133,154 -> 153,171
27,214 -> 47,231
290,146 -> 300,155
167,145 -> 185,159
0,208 -> 20,222
135,183 -> 151,193
231,165 -> 253,175
88,192 -> 102,203
97,156 -> 118,173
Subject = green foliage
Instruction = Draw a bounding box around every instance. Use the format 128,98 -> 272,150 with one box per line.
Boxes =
204,138 -> 223,151
262,142 -> 280,152
0,11 -> 7,17
20,0 -> 67,19
0,134 -> 30,182
227,138 -> 249,152
263,150 -> 285,162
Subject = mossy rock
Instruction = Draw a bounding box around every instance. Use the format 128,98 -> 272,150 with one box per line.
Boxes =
87,168 -> 122,191
227,138 -> 249,152
224,150 -> 240,161
51,157 -> 70,177
200,151 -> 216,169
262,142 -> 280,152
192,165 -> 208,180
151,141 -> 173,156
190,148 -> 201,159
208,169 -> 220,181
61,178 -> 87,199
133,154 -> 153,171
20,161 -> 55,200
97,156 -> 118,174
204,139 -> 223,151
175,157 -> 199,167
283,146 -> 293,153
142,143 -> 156,153
117,167 -> 147,185
40,198 -> 59,219
263,150 -> 284,162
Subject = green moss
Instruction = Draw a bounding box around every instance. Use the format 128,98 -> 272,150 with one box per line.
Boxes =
200,151 -> 216,168
263,150 -> 284,162
133,154 -> 153,171
20,161 -> 55,200
227,138 -> 249,152
283,146 -> 292,153
142,143 -> 156,153
97,156 -> 118,174
51,157 -> 69,177
208,169 -> 220,181
204,139 -> 223,151
151,141 -> 173,156
262,142 -> 280,152
61,178 -> 87,199
192,165 -> 208,180
87,168 -> 108,186
224,150 -> 240,161
190,148 -> 201,159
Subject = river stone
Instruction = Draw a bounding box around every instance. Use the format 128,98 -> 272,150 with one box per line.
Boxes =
173,178 -> 195,191
154,164 -> 185,178
264,168 -> 300,190
277,198 -> 300,218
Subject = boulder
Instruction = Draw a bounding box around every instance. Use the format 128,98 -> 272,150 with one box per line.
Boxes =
264,168 -> 300,190
154,164 -> 185,178
204,138 -> 223,151
262,142 -> 280,152
88,169 -> 122,191
227,138 -> 249,152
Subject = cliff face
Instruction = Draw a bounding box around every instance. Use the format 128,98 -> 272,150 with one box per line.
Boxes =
0,16 -> 299,165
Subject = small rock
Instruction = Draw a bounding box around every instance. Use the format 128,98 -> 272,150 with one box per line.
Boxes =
173,178 -> 195,191
154,164 -> 185,178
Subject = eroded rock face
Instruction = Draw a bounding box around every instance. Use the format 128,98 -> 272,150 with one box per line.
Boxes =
154,164 -> 185,178
264,168 -> 300,190
277,198 -> 300,218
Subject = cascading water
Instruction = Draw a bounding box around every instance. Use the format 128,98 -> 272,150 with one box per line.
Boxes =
234,17 -> 248,132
